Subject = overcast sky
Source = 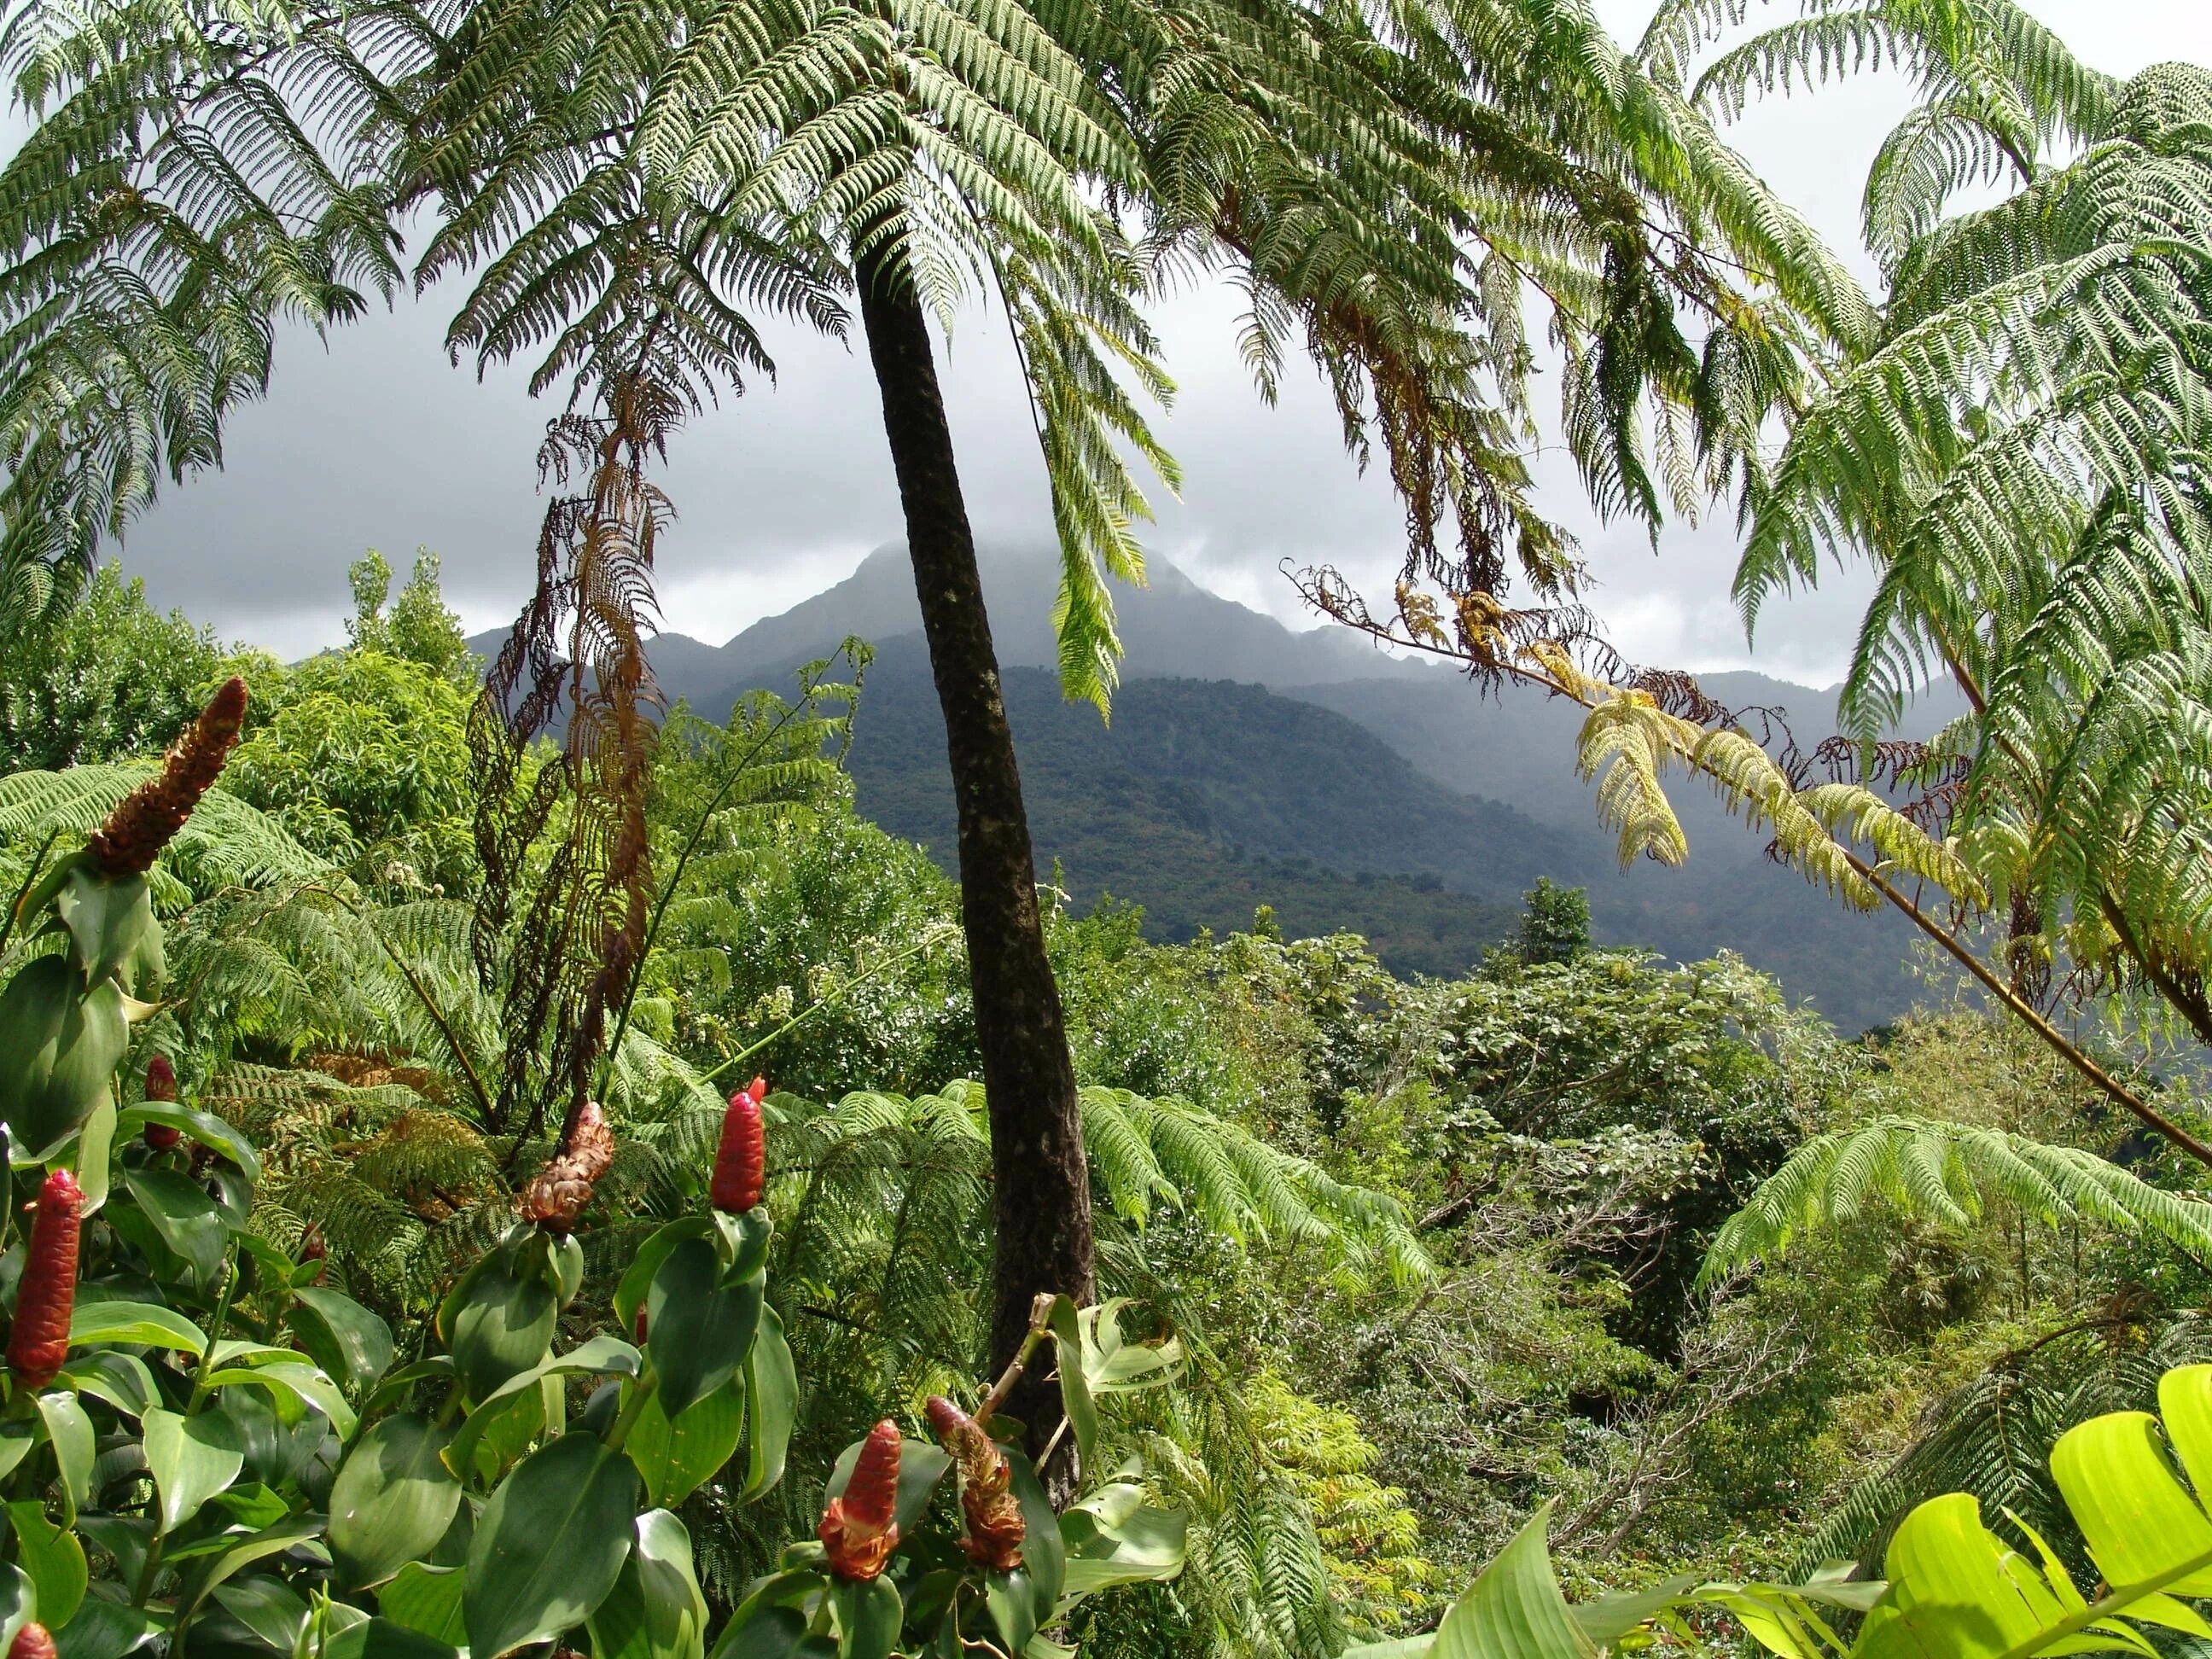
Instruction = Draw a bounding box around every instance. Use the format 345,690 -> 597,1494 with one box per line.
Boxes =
102,0 -> 2212,682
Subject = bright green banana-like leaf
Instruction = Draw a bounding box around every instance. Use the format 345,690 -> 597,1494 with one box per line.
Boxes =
1370,1366 -> 2212,1659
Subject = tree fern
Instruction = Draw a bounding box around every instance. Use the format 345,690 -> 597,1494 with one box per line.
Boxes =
0,0 -> 413,628
0,768 -> 327,908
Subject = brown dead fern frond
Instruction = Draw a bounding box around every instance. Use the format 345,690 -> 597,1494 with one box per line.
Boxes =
469,372 -> 677,1145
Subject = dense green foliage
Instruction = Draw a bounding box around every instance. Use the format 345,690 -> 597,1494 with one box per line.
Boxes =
0,567 -> 220,774
9,0 -> 2212,1651
12,552 -> 2212,1659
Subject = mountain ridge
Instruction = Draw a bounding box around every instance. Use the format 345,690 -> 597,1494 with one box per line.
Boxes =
470,544 -> 1941,1028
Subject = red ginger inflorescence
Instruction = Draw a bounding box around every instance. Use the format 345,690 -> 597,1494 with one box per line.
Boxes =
142,1055 -> 181,1150
710,1077 -> 766,1214
819,1418 -> 902,1580
8,1171 -> 82,1390
518,1101 -> 616,1234
87,677 -> 248,877
925,1395 -> 1026,1571
9,1621 -> 55,1659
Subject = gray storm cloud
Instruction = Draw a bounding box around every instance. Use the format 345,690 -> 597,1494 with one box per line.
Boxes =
107,0 -> 2199,680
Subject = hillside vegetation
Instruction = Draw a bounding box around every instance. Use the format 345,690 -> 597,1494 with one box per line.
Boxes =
6,4 -> 2212,1659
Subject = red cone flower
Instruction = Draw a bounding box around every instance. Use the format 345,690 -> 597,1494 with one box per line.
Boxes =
710,1078 -> 766,1214
9,1621 -> 56,1659
819,1418 -> 902,1580
9,1172 -> 83,1390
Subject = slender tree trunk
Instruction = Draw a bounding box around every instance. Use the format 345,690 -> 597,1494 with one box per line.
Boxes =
855,244 -> 1095,1473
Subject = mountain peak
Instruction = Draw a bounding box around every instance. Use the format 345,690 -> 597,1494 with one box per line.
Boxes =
463,540 -> 1427,717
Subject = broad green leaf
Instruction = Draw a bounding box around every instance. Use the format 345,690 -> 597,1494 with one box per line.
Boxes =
61,1351 -> 159,1417
186,1515 -> 327,1612
55,867 -> 155,989
442,1235 -> 559,1401
1428,1503 -> 1591,1659
715,1209 -> 774,1284
2160,1365 -> 2212,1499
704,1574 -> 826,1659
1057,1482 -> 1187,1601
142,1406 -> 244,1535
647,1239 -> 760,1418
34,1393 -> 92,1521
0,959 -> 126,1159
1566,1578 -> 1695,1648
218,1389 -> 324,1493
206,1360 -> 357,1439
8,1499 -> 86,1628
70,1299 -> 207,1355
379,1564 -> 466,1646
329,1415 -> 463,1591
72,1517 -> 150,1593
73,1100 -> 114,1217
463,1431 -> 642,1659
300,1599 -> 372,1657
289,1288 -> 394,1394
1004,1453 -> 1063,1623
1857,1493 -> 2073,1659
0,1425 -> 32,1485
986,1569 -> 1038,1659
122,1169 -> 228,1286
213,1577 -> 311,1652
209,1342 -> 301,1366
625,1375 -> 746,1510
209,1485 -> 292,1533
827,1437 -> 951,1536
49,1592 -> 157,1659
116,1106 -> 259,1181
1044,1298 -> 1099,1469
614,1219 -> 713,1335
443,1336 -> 639,1476
2052,1409 -> 2212,1595
322,1615 -> 460,1659
1082,1302 -> 1180,1394
829,1577 -> 900,1659
741,1306 -> 798,1502
588,1511 -> 708,1659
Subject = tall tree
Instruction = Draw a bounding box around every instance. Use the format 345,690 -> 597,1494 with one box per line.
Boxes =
0,0 -> 1854,1459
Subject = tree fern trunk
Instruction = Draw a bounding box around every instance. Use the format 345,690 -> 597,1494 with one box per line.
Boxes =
855,244 -> 1094,1477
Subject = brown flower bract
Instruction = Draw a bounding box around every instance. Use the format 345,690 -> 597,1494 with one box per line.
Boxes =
519,1100 -> 616,1233
88,677 -> 247,876
925,1394 -> 1025,1571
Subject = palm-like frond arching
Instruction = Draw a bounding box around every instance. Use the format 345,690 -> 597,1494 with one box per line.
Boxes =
1701,1115 -> 2212,1285
0,767 -> 329,908
0,0 -> 420,630
1797,1319 -> 2212,1582
1710,54 -> 2212,1051
1638,0 -> 2120,271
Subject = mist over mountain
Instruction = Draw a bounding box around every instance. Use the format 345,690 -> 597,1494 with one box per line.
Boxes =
478,543 -> 1948,1029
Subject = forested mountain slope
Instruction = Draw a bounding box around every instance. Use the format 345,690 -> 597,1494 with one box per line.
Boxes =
477,544 -> 1945,1028
839,639 -> 1528,976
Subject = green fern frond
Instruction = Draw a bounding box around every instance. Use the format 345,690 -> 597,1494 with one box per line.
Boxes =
1703,1115 -> 2212,1285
